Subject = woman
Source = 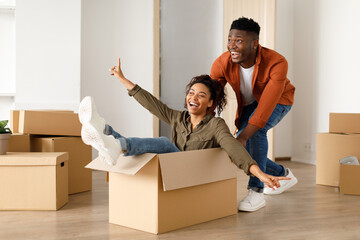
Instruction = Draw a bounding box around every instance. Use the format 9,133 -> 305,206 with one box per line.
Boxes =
79,58 -> 290,196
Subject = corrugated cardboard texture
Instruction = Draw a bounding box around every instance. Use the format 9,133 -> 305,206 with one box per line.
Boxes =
340,165 -> 360,195
329,113 -> 360,134
7,133 -> 30,152
159,148 -> 238,191
31,137 -> 92,194
0,152 -> 68,210
316,133 -> 360,186
18,110 -> 81,136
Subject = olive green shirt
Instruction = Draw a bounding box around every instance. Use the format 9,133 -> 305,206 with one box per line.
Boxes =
128,85 -> 257,175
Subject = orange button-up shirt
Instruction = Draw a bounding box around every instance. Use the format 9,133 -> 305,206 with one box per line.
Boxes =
210,45 -> 295,129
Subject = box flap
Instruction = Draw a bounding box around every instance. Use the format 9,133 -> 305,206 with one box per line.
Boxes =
158,148 -> 238,191
85,153 -> 157,175
0,152 -> 69,166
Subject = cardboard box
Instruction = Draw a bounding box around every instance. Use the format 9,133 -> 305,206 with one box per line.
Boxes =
17,110 -> 81,136
7,133 -> 30,152
10,110 -> 20,133
339,164 -> 360,195
31,136 -> 92,194
329,113 -> 360,134
316,133 -> 360,186
0,152 -> 69,210
86,148 -> 238,234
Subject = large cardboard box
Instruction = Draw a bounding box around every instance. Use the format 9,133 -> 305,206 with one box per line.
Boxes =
0,152 -> 69,210
15,110 -> 81,136
86,148 -> 238,234
31,136 -> 92,194
316,133 -> 360,186
329,113 -> 360,134
339,164 -> 360,195
7,133 -> 30,152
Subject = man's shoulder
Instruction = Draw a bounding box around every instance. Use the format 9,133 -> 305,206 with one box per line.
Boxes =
259,46 -> 287,63
214,51 -> 231,65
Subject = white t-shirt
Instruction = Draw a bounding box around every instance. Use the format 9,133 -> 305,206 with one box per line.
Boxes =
240,65 -> 255,105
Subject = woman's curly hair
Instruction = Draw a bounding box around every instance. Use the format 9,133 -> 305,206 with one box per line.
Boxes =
184,74 -> 227,115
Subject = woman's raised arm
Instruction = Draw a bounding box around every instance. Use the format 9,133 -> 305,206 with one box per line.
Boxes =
109,58 -> 135,90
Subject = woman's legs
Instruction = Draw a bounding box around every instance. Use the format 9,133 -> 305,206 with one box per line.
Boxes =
104,124 -> 180,156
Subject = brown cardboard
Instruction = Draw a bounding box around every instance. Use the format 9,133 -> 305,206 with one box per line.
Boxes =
31,136 -> 92,194
10,110 -> 20,133
339,165 -> 360,195
316,133 -> 360,186
86,148 -> 238,234
329,113 -> 360,134
7,133 -> 30,152
18,110 -> 81,136
0,152 -> 69,210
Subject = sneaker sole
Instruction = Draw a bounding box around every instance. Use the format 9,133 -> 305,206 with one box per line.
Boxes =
264,177 -> 298,195
238,201 -> 266,212
81,124 -> 116,165
79,96 -> 93,124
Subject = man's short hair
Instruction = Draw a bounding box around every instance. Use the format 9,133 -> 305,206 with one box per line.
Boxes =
230,17 -> 260,37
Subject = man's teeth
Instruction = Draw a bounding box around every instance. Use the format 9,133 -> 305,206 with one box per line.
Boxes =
231,52 -> 239,55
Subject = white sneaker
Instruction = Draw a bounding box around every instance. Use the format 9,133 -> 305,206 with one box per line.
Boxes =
264,168 -> 298,195
79,96 -> 121,165
78,96 -> 105,126
238,189 -> 266,212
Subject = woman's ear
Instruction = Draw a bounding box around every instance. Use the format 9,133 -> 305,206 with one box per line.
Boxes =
207,99 -> 214,108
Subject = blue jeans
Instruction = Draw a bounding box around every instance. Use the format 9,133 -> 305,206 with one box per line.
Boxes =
104,125 -> 180,156
236,101 -> 292,192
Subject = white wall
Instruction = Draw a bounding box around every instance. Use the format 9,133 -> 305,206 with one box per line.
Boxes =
15,0 -> 81,110
160,0 -> 223,137
275,0 -> 294,158
290,0 -> 360,164
81,0 -> 155,138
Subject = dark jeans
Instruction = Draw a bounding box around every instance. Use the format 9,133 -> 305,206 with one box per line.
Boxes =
236,101 -> 292,191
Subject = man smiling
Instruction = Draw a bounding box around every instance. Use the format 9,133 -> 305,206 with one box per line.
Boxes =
210,17 -> 297,212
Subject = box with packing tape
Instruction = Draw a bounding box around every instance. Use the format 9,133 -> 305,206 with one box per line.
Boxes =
86,148 -> 238,234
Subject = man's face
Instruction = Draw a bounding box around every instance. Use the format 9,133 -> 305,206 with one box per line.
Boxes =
227,29 -> 258,67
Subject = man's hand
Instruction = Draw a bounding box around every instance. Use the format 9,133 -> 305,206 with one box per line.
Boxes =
236,124 -> 260,148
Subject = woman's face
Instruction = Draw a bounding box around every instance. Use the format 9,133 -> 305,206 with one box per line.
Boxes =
186,83 -> 213,116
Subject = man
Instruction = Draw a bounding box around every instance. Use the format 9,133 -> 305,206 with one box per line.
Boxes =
210,17 -> 297,212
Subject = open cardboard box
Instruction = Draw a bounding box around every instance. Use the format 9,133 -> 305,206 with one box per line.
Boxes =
86,148 -> 238,234
316,133 -> 360,186
339,164 -> 360,195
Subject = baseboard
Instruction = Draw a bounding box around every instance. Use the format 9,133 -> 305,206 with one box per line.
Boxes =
275,157 -> 291,161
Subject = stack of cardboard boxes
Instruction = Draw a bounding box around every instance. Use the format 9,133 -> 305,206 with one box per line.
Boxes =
316,113 -> 360,195
0,110 -> 92,210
